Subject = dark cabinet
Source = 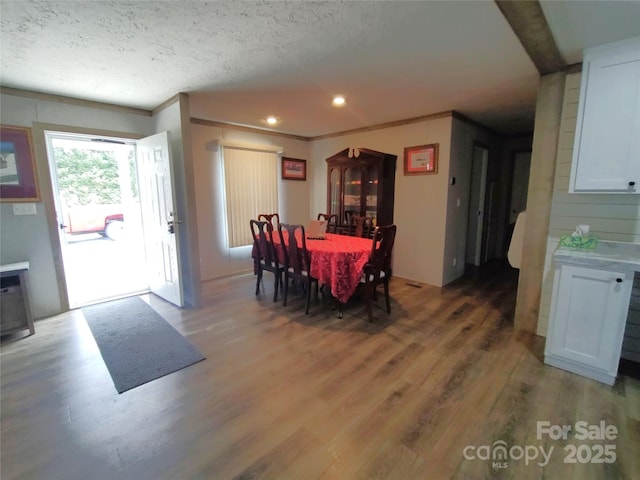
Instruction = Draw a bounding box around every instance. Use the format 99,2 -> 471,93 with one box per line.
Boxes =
0,262 -> 34,336
326,148 -> 397,227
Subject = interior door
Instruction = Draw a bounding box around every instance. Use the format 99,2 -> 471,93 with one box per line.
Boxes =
466,145 -> 488,266
136,132 -> 184,307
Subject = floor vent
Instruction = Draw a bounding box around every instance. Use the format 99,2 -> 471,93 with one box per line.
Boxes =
406,283 -> 422,288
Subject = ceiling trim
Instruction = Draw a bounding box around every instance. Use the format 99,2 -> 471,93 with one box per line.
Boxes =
33,121 -> 144,141
451,112 -> 501,137
0,87 -> 152,117
190,117 -> 310,142
310,111 -> 456,141
495,0 -> 566,75
205,138 -> 283,154
152,94 -> 181,116
310,110 -> 505,141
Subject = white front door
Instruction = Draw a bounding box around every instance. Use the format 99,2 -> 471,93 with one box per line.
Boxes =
136,132 -> 184,307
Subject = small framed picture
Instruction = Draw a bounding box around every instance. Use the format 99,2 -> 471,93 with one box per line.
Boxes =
404,143 -> 438,175
0,125 -> 40,202
281,157 -> 306,181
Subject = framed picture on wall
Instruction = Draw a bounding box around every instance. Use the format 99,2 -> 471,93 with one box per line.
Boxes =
0,125 -> 40,202
404,143 -> 438,175
282,157 -> 306,181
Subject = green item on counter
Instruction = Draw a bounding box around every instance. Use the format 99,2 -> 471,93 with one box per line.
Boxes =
559,234 -> 598,250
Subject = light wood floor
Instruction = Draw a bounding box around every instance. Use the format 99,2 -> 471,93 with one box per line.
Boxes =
1,263 -> 639,479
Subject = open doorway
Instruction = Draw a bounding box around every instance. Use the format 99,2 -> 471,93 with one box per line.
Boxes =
45,132 -> 148,308
504,150 -> 532,256
508,151 -> 532,224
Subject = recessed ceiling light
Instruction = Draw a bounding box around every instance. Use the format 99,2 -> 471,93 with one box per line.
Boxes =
265,115 -> 279,125
332,95 -> 346,107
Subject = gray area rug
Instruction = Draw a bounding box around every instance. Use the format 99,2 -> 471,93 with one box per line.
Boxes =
83,296 -> 205,393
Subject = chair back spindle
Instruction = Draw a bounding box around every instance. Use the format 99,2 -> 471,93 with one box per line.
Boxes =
258,213 -> 280,232
317,213 -> 338,234
344,210 -> 356,227
350,215 -> 372,238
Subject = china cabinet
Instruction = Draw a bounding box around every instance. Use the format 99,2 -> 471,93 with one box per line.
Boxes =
325,148 -> 396,227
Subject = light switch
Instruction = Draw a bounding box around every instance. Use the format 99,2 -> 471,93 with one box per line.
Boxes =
13,203 -> 37,215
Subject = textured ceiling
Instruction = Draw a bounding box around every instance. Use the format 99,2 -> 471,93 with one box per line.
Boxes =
539,0 -> 640,65
1,1 -> 639,137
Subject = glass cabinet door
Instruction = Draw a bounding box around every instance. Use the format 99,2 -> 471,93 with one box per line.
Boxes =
364,164 -> 379,225
326,148 -> 395,229
343,167 -> 362,223
328,168 -> 341,217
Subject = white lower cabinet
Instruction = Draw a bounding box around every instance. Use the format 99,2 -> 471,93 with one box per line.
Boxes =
545,264 -> 633,385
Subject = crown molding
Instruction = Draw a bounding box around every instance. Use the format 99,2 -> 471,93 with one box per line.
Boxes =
0,86 -> 152,116
190,117 -> 310,142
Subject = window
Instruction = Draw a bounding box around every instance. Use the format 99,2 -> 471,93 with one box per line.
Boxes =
222,146 -> 278,248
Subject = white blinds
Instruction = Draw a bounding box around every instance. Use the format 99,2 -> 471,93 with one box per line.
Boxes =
222,147 -> 278,248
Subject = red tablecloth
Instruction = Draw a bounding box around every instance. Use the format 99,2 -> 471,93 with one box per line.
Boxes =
255,233 -> 373,303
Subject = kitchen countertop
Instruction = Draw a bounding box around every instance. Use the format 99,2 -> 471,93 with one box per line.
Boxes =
554,240 -> 640,271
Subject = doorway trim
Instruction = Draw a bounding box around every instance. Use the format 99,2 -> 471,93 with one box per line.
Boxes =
32,122 -> 143,311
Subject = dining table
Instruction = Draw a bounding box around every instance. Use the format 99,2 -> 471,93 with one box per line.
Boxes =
256,232 -> 374,304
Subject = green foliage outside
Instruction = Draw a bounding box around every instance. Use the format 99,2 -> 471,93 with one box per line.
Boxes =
54,147 -> 137,206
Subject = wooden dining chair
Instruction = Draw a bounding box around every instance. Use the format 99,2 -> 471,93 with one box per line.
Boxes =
250,219 -> 283,302
349,215 -> 373,238
360,224 -> 397,322
278,223 -> 319,314
317,213 -> 338,233
258,213 -> 280,231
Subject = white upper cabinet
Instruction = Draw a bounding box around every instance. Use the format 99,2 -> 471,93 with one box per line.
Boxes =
569,37 -> 640,193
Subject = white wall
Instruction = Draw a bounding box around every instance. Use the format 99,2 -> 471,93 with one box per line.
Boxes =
444,118 -> 503,284
0,92 -> 153,318
190,122 -> 310,281
309,116 -> 454,286
537,72 -> 640,336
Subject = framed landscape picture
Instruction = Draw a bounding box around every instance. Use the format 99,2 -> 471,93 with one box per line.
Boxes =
282,157 -> 306,181
404,143 -> 438,176
0,125 -> 40,202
